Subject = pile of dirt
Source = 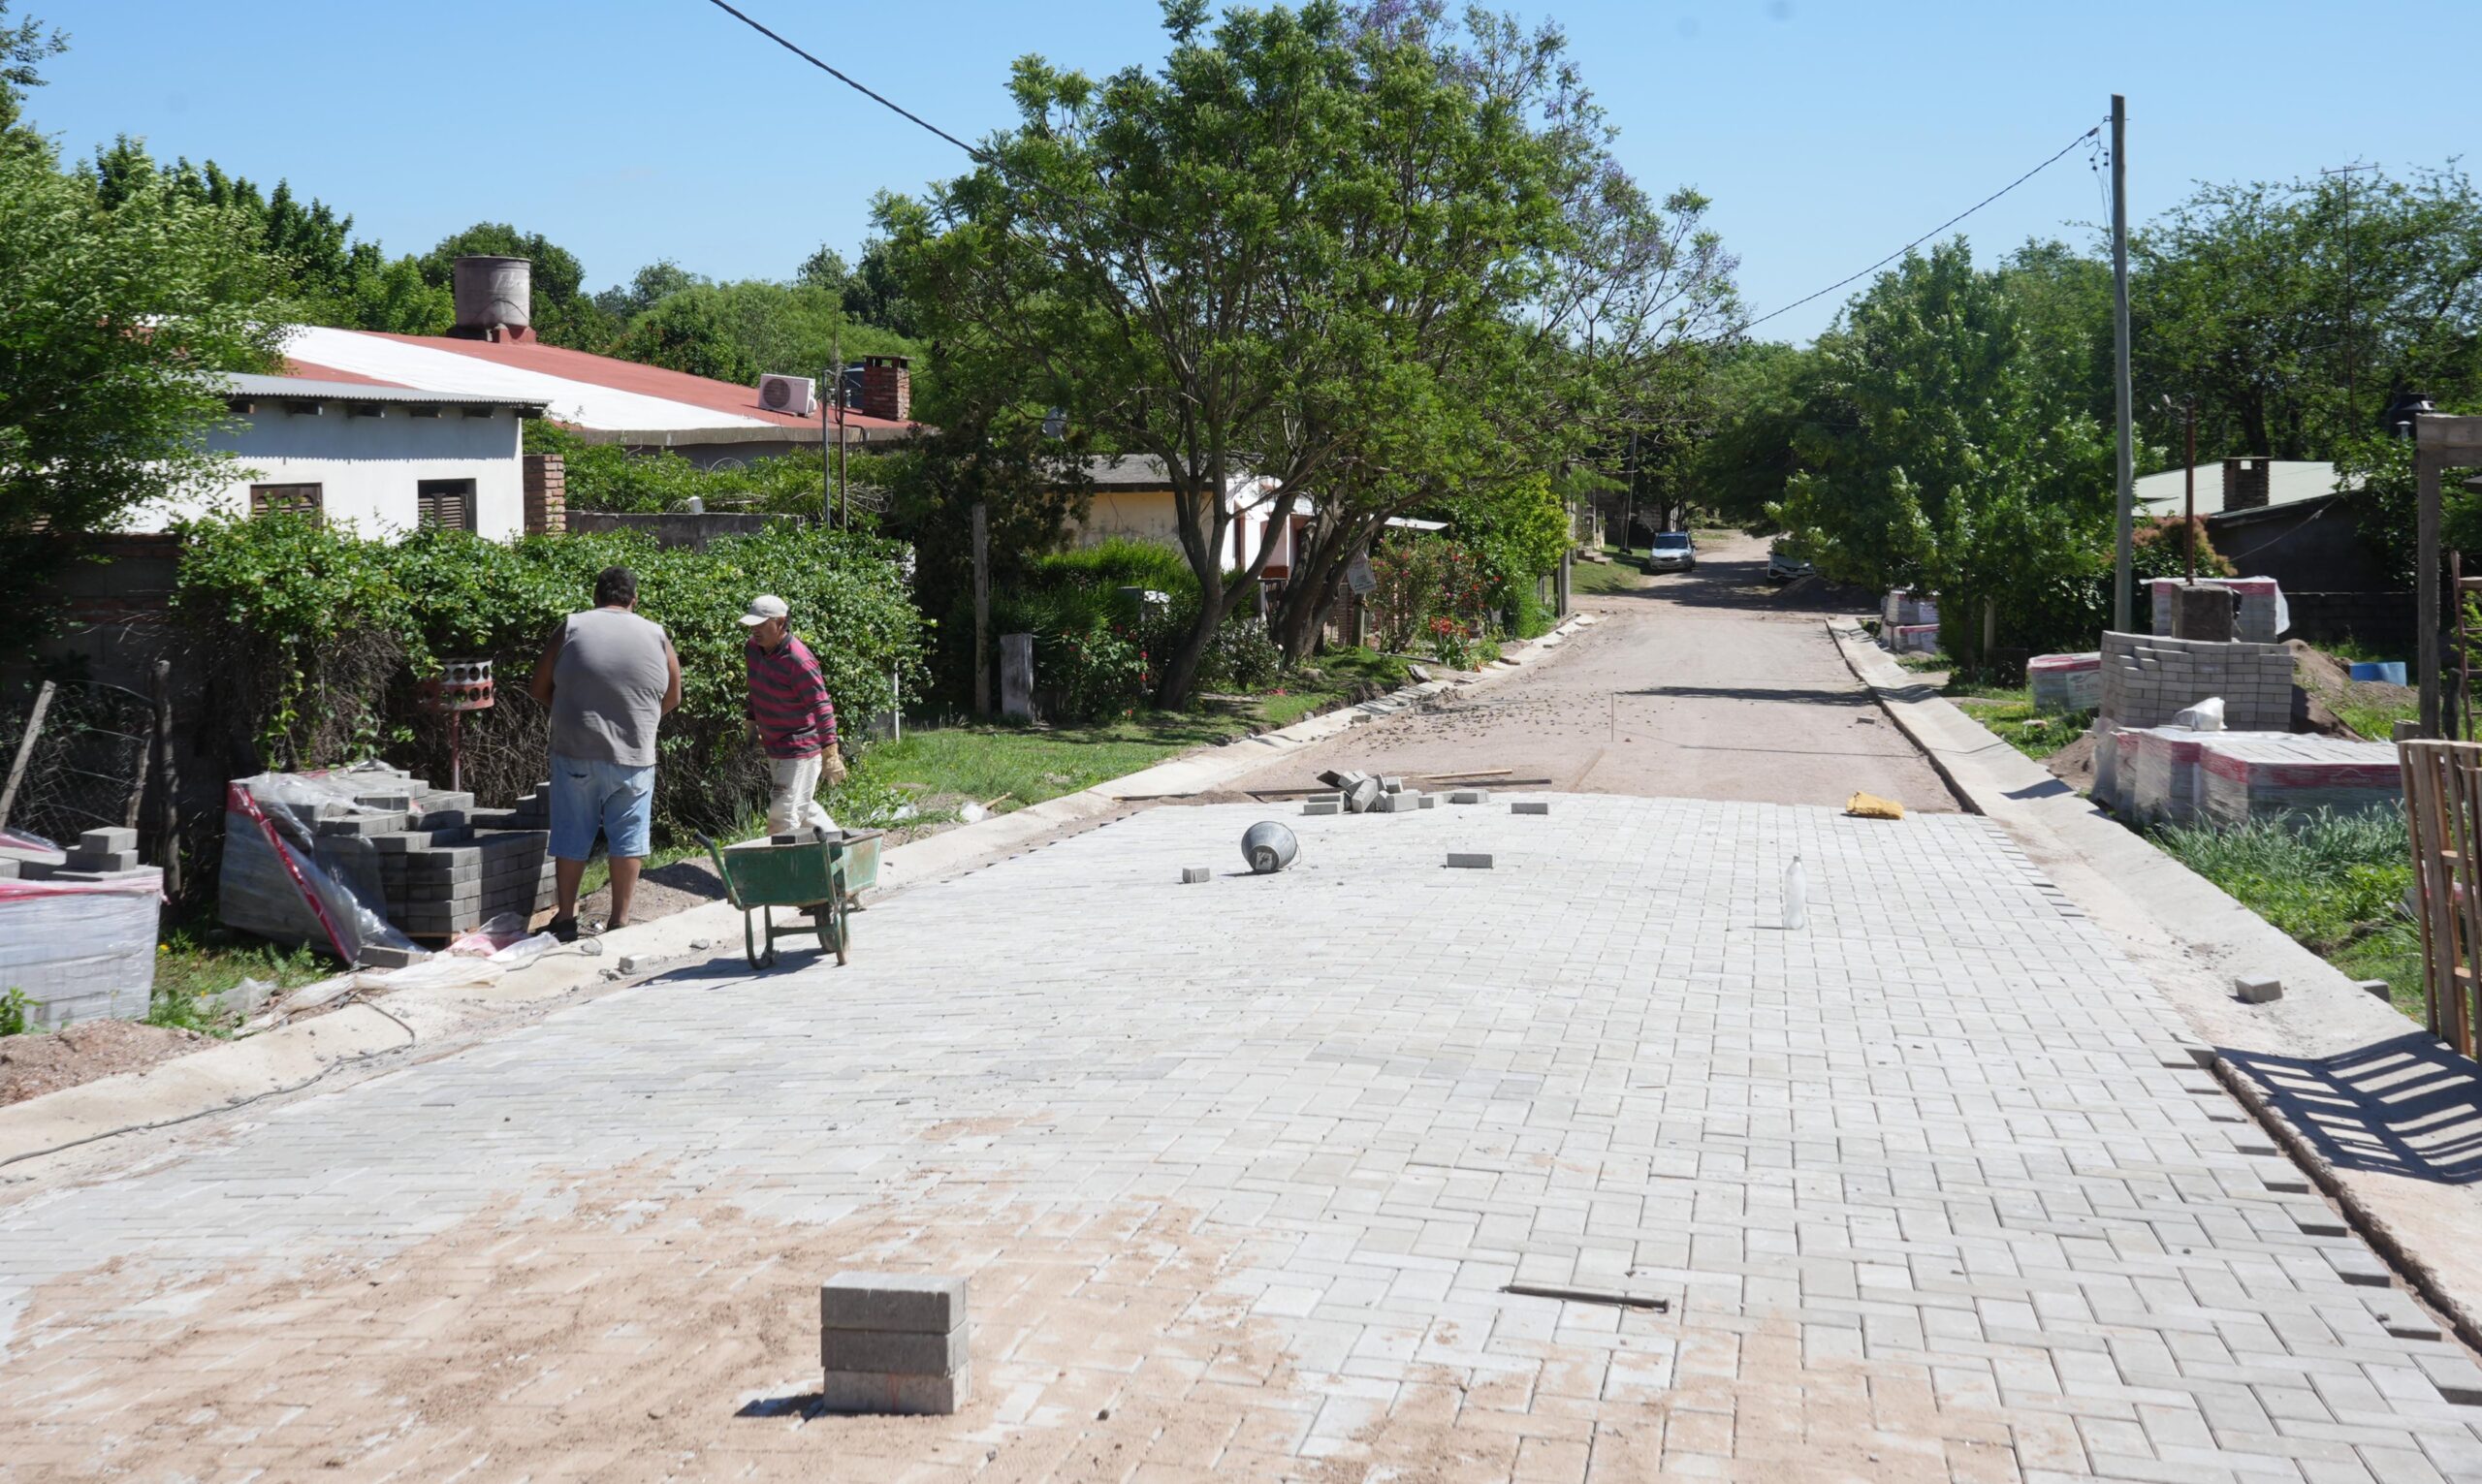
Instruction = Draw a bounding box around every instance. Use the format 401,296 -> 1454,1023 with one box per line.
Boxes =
2288,638 -> 2414,741
2045,729 -> 2099,792
1,1019 -> 210,1106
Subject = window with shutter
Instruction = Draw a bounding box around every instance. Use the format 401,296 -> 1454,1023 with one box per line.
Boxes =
417,479 -> 477,531
249,483 -> 324,521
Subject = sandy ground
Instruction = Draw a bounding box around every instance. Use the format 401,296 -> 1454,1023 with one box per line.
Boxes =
1233,532 -> 1961,812
0,1020 -> 209,1107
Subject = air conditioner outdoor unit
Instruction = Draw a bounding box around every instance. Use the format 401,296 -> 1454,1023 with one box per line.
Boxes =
757,373 -> 815,417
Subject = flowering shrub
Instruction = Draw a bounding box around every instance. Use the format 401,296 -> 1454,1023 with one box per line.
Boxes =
1370,535 -> 1500,653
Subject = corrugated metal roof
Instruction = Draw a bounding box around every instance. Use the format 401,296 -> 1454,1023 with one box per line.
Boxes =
221,371 -> 546,410
2135,460 -> 2349,518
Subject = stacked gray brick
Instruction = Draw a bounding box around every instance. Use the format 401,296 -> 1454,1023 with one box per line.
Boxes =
363,780 -> 557,937
2097,632 -> 2293,732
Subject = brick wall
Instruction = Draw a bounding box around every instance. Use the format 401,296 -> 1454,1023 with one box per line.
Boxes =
523,453 -> 565,536
2098,631 -> 2295,731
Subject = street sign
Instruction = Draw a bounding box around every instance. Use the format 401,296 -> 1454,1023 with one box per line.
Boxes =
1346,555 -> 1378,595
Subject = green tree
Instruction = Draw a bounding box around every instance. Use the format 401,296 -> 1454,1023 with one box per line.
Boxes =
0,1 -> 63,141
86,139 -> 451,334
0,134 -> 287,607
2132,167 -> 2482,458
800,237 -> 917,337
1770,242 -> 2113,664
593,259 -> 704,322
421,222 -> 617,348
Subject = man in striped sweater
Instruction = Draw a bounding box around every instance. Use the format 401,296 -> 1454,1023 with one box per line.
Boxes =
740,594 -> 843,838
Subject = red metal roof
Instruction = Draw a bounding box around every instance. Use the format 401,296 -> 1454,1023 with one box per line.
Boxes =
368,332 -> 912,432
279,359 -> 407,388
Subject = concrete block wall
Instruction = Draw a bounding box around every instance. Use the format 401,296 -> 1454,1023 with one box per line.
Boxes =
2098,631 -> 2294,732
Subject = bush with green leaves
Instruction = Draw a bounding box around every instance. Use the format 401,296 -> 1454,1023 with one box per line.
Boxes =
173,514 -> 927,840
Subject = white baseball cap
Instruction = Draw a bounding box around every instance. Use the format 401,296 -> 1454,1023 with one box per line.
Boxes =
739,594 -> 789,627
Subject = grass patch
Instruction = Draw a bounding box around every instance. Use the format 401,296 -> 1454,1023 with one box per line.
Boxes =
845,711 -> 1255,814
1949,690 -> 2090,761
1896,648 -> 1952,675
2151,808 -> 2425,1021
2334,691 -> 2419,743
149,911 -> 334,1035
1570,558 -> 1644,596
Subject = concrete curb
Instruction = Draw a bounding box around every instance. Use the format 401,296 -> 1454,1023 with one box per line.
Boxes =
0,620 -> 1597,1172
1828,617 -> 2482,1357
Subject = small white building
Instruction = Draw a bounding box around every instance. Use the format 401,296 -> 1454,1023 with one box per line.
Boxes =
131,373 -> 549,539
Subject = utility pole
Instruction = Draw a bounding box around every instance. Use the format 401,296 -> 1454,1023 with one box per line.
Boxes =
1621,430 -> 1638,556
2323,162 -> 2377,432
830,330 -> 846,529
2111,93 -> 2136,634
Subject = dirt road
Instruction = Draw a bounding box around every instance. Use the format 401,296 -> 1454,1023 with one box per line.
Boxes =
1238,531 -> 1960,810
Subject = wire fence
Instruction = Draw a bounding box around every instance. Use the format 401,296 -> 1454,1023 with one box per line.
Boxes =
0,679 -> 153,851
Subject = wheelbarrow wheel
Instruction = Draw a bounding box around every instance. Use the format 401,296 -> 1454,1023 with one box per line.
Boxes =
747,905 -> 777,969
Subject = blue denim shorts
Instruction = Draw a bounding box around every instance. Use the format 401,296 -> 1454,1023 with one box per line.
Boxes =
548,754 -> 654,861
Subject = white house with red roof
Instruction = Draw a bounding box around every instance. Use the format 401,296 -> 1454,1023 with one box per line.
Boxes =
277,256 -> 914,467
128,257 -> 920,540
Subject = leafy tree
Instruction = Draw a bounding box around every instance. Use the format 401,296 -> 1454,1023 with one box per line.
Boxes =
0,1 -> 63,140
421,222 -> 617,348
592,259 -> 704,322
2132,167 -> 2482,458
1770,242 -> 2113,663
884,2 -> 1731,696
606,277 -> 918,390
1683,340 -> 1818,530
800,237 -> 917,337
86,139 -> 450,334
0,133 -> 287,607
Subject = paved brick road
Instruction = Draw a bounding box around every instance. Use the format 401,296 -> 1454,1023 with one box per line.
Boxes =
5,798 -> 2480,1481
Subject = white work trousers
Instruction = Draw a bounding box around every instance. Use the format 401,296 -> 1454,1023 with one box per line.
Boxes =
766,754 -> 840,837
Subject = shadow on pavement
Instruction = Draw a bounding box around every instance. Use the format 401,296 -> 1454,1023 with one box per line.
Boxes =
1616,683 -> 1884,708
2223,1032 -> 2482,1186
1606,555 -> 1873,616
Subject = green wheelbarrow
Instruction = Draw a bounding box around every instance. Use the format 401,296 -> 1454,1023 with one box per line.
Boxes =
696,828 -> 884,969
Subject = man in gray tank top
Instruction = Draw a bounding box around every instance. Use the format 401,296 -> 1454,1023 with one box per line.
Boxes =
527,566 -> 682,938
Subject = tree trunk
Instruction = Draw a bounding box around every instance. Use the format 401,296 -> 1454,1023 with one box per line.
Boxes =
1155,584 -> 1225,709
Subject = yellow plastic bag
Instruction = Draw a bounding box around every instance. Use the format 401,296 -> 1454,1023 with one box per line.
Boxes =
1844,791 -> 1904,820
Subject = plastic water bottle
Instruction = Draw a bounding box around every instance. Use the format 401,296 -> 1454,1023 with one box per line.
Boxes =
1783,854 -> 1807,931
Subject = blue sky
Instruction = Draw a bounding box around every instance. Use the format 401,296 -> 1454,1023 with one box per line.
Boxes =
26,1 -> 2480,343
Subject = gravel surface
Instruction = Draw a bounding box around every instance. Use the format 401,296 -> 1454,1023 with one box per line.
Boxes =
1236,531 -> 1961,810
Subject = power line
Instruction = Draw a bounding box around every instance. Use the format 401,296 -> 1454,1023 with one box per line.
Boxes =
1742,122 -> 2105,333
700,0 -> 984,160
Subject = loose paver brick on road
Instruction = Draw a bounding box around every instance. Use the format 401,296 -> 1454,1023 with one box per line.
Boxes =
3,796 -> 2479,1480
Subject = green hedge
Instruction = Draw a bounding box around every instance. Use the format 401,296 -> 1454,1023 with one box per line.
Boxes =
174,514 -> 926,839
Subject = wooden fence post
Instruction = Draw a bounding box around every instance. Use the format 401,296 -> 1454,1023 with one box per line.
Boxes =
0,679 -> 55,834
153,659 -> 181,900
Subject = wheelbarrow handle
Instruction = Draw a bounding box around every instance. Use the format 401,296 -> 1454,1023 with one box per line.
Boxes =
693,831 -> 743,910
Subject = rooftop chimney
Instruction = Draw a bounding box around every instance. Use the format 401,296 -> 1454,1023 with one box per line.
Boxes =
2221,456 -> 2270,513
860,354 -> 910,422
449,256 -> 533,342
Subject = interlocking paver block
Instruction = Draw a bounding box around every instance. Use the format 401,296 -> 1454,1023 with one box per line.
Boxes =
816,1365 -> 971,1416
821,1274 -> 967,1334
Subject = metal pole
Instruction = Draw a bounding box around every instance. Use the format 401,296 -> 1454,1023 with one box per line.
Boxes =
830,331 -> 843,529
2111,93 -> 2136,633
